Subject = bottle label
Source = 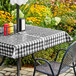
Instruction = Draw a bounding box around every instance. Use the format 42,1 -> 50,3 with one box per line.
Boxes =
22,19 -> 25,31
19,18 -> 25,31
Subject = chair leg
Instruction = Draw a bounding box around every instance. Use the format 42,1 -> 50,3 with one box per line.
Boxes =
33,63 -> 36,76
33,67 -> 36,76
32,54 -> 36,76
73,66 -> 76,76
72,63 -> 76,76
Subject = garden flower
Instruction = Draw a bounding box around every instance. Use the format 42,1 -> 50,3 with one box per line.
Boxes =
36,1 -> 39,4
59,24 -> 62,27
67,3 -> 70,6
45,17 -> 51,25
0,11 -> 14,27
19,0 -> 76,34
69,30 -> 72,32
54,12 -> 57,16
54,17 -> 61,25
74,20 -> 76,23
68,1 -> 71,3
50,6 -> 53,8
26,4 -> 51,18
26,17 -> 40,24
74,2 -> 76,4
24,5 -> 28,10
63,25 -> 67,28
68,26 -> 73,32
44,17 -> 51,25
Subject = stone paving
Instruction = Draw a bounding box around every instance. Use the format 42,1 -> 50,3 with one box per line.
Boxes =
0,65 -> 75,76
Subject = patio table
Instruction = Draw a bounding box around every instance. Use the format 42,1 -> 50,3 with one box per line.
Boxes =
0,25 -> 73,76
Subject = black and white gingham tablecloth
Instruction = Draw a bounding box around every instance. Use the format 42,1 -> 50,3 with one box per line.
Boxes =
0,25 -> 73,59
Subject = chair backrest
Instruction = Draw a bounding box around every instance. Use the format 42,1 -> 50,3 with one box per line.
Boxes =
63,41 -> 76,65
58,41 -> 76,74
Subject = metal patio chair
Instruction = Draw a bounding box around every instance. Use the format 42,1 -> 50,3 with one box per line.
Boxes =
32,41 -> 76,76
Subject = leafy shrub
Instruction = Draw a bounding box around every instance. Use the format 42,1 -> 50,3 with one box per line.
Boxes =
0,0 -> 16,12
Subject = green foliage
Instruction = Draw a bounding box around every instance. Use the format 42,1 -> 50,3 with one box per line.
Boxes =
0,0 -> 16,12
0,20 -> 4,27
5,58 -> 17,65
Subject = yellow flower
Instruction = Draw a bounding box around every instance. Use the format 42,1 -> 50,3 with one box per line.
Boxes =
60,3 -> 64,7
54,12 -> 57,16
0,11 -> 14,24
63,5 -> 66,7
14,20 -> 16,23
74,5 -> 76,8
55,6 -> 58,9
65,9 -> 67,11
24,5 -> 28,10
66,1 -> 68,3
20,6 -> 23,8
11,16 -> 14,19
36,1 -> 39,4
36,22 -> 40,24
50,6 -> 53,8
2,20 -> 5,22
31,1 -> 33,3
59,12 -> 62,14
40,14 -> 42,17
7,13 -> 11,16
41,2 -> 43,4
67,3 -> 70,6
0,11 -> 4,13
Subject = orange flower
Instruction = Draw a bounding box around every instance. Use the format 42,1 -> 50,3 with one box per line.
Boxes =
74,20 -> 76,23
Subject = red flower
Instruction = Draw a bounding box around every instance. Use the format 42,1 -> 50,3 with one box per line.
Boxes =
59,24 -> 62,27
68,30 -> 71,32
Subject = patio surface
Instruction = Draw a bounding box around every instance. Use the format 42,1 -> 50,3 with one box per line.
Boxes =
0,65 -> 75,76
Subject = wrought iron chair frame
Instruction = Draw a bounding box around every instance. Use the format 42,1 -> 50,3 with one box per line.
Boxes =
32,41 -> 76,76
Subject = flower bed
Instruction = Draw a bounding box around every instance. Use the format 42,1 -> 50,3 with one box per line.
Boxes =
0,11 -> 15,27
20,0 -> 76,36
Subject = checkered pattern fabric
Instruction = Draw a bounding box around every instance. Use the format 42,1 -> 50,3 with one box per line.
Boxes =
0,25 -> 73,59
14,38 -> 43,58
0,42 -> 14,57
